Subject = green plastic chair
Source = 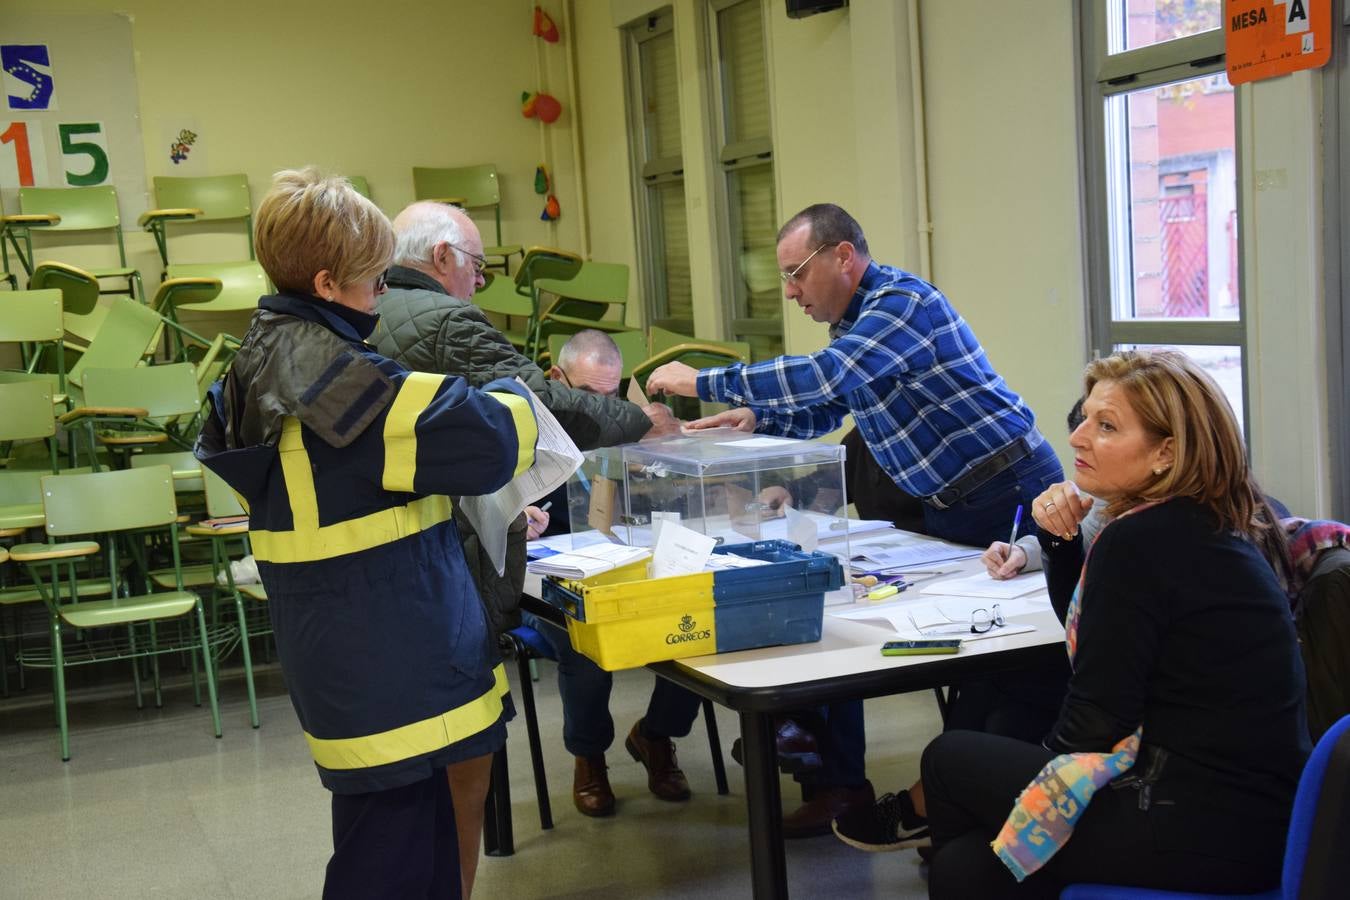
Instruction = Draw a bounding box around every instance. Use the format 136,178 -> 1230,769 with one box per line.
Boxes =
0,206 -> 60,286
0,289 -> 66,392
139,174 -> 254,266
0,381 -> 59,473
63,363 -> 202,463
346,175 -> 372,200
16,186 -> 143,300
10,465 -> 225,760
29,261 -> 106,347
163,261 -> 266,314
632,327 -> 750,418
530,261 -> 631,359
474,248 -> 584,352
183,464 -> 268,728
412,165 -> 523,272
546,329 -> 649,380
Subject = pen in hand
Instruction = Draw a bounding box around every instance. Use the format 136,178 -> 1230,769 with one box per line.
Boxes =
1007,504 -> 1023,550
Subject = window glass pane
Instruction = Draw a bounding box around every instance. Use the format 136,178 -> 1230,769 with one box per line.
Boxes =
642,29 -> 682,160
718,0 -> 770,143
1116,343 -> 1244,432
730,164 -> 778,318
1111,0 -> 1222,53
654,181 -> 691,321
1106,73 -> 1237,322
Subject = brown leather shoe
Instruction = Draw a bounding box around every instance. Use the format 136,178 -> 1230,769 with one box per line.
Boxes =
782,781 -> 875,839
624,719 -> 692,801
573,754 -> 615,817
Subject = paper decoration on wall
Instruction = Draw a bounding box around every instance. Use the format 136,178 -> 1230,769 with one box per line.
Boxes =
3,44 -> 57,110
540,194 -> 560,222
521,90 -> 561,124
169,128 -> 198,165
532,6 -> 560,43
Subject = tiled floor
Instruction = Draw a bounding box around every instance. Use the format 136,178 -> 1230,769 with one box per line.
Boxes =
0,655 -> 939,899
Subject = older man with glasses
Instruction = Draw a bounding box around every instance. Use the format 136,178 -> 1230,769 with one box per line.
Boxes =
647,203 -> 1065,844
374,202 -> 676,895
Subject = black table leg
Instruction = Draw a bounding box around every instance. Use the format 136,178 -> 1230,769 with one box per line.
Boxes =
740,709 -> 788,899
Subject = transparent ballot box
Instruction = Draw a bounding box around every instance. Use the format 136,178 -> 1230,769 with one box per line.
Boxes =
565,429 -> 850,561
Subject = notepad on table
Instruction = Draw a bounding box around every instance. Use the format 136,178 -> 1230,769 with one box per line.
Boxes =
527,543 -> 651,579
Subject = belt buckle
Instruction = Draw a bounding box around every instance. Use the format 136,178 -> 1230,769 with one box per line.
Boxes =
926,492 -> 952,511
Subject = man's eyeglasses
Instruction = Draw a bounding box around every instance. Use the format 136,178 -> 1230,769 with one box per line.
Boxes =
445,242 -> 488,275
557,366 -> 619,398
910,603 -> 1007,636
779,242 -> 839,284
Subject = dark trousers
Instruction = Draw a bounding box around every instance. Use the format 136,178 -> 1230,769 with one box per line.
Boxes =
921,730 -> 1277,900
522,611 -> 703,757
325,773 -> 460,900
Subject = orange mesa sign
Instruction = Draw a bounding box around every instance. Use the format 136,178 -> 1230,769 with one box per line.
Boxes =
1226,0 -> 1332,85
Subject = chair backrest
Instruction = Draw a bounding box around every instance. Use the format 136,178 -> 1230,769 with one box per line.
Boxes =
19,186 -> 121,232
29,262 -> 104,345
130,449 -> 205,493
201,464 -> 247,518
0,468 -> 46,507
645,326 -> 750,368
412,165 -> 505,244
346,175 -> 371,199
81,363 -> 200,419
515,246 -> 583,292
67,297 -> 164,387
540,261 -> 629,306
0,289 -> 63,343
1282,713 -> 1350,896
0,381 -> 56,442
150,276 -> 222,314
153,174 -> 252,222
40,465 -> 178,536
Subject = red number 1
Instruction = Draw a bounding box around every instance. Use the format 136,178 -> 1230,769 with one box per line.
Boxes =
1,122 -> 36,186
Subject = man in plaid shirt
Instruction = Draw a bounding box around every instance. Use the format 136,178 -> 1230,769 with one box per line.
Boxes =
648,203 -> 1064,839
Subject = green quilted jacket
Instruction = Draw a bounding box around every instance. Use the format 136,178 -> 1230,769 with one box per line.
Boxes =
374,265 -> 651,636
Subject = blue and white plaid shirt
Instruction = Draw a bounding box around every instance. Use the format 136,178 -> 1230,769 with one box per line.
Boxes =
697,261 -> 1038,499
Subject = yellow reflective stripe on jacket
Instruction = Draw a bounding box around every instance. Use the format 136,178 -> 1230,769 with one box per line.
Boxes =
382,372 -> 446,493
305,664 -> 510,770
486,390 -> 537,478
254,417 -> 453,564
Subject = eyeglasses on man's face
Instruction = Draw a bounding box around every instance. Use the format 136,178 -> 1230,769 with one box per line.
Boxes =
444,242 -> 488,275
780,242 -> 839,284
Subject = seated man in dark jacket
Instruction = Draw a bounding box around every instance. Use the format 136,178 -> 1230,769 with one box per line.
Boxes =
374,202 -> 675,883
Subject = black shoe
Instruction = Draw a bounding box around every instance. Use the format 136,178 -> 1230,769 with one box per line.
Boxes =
831,790 -> 931,852
730,719 -> 822,774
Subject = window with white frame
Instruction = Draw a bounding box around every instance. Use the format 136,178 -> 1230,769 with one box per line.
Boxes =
625,10 -> 693,334
708,0 -> 780,360
1080,0 -> 1247,430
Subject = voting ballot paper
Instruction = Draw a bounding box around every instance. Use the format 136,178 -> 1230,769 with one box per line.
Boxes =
457,379 -> 584,575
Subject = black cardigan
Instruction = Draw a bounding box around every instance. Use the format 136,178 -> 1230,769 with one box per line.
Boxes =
1039,497 -> 1310,862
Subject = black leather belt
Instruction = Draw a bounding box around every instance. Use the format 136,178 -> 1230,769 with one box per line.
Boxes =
924,432 -> 1039,510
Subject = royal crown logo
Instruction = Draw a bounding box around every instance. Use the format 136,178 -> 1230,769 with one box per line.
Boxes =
679,614 -> 695,633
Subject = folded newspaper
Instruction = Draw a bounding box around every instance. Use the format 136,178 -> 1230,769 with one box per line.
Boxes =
527,543 -> 651,579
457,379 -> 585,575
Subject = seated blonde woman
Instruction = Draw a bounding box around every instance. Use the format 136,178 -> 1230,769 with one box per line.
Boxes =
920,349 -> 1309,898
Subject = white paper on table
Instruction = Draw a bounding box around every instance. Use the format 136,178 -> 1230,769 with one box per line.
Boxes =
457,379 -> 585,576
848,532 -> 982,569
651,520 -> 718,579
783,505 -> 818,552
527,543 -> 651,579
934,596 -> 1049,621
651,511 -> 681,544
704,553 -> 773,570
527,530 -> 613,557
841,616 -> 1038,643
918,571 -> 1046,600
715,436 -> 800,449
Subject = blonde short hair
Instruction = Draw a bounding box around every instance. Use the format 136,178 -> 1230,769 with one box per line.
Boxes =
254,167 -> 394,295
1084,350 -> 1276,548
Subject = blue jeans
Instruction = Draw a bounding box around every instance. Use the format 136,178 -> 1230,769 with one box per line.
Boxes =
521,612 -> 703,758
812,434 -> 1064,789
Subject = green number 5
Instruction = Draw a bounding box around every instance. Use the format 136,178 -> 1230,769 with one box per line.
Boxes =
59,123 -> 110,186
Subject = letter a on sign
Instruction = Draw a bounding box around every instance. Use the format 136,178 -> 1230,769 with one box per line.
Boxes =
1226,0 -> 1331,85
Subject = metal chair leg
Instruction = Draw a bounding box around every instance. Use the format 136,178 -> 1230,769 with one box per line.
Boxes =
482,746 -> 514,857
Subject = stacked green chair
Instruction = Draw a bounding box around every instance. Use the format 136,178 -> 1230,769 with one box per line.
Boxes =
60,363 -> 202,467
474,246 -> 583,352
529,261 -> 633,359
0,289 -> 66,395
0,204 -> 60,288
161,261 -> 264,321
29,261 -> 107,348
631,327 -> 751,419
412,165 -> 523,273
13,186 -> 143,300
139,174 -> 254,267
184,465 -> 268,728
10,465 -> 225,760
0,381 -> 60,474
